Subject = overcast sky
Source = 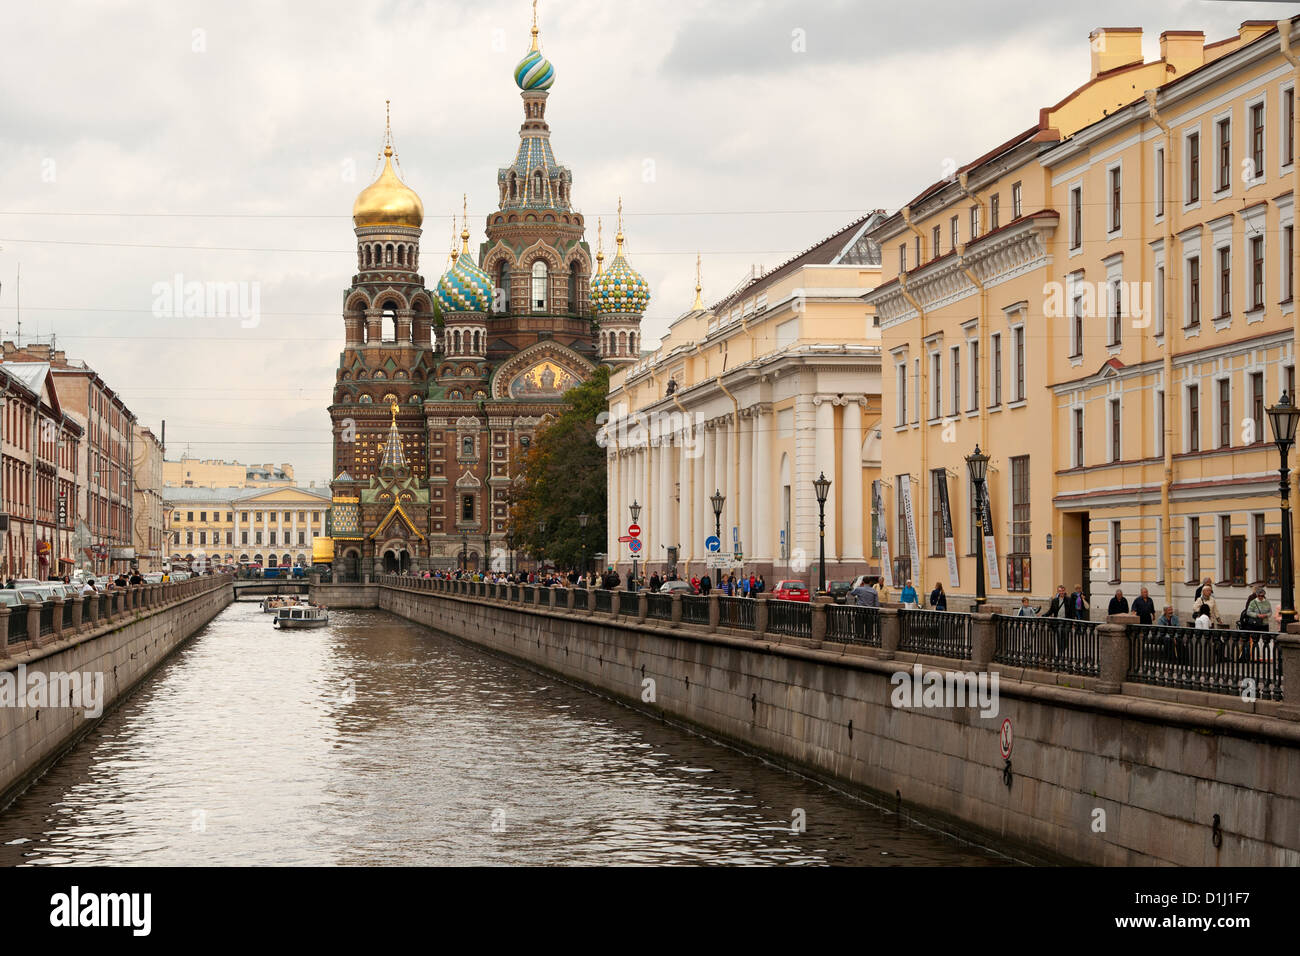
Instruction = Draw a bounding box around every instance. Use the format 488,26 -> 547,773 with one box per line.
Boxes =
0,0 -> 1293,485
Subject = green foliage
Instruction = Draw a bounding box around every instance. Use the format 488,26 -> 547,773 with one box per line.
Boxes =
509,365 -> 609,569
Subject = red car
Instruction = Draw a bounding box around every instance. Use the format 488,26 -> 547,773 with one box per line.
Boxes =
772,580 -> 810,602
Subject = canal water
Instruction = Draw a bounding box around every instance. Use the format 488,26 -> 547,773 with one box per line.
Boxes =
0,602 -> 1017,866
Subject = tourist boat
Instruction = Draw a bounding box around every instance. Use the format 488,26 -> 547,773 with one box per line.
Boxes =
272,605 -> 329,629
260,595 -> 303,613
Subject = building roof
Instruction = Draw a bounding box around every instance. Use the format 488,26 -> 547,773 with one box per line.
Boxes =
163,486 -> 331,506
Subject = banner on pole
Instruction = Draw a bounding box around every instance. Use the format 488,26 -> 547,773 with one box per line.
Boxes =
901,478 -> 919,577
937,475 -> 959,588
980,481 -> 1001,591
874,482 -> 893,588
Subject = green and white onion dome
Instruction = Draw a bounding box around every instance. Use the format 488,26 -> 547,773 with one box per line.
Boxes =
590,234 -> 650,315
435,236 -> 494,314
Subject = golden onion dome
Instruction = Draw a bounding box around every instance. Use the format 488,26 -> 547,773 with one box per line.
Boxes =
352,145 -> 424,229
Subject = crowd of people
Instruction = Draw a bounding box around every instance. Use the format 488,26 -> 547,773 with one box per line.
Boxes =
402,566 -> 775,595
1014,577 -> 1282,633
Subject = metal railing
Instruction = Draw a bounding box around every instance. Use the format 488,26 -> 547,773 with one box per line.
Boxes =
767,599 -> 812,638
572,588 -> 589,610
681,594 -> 709,625
993,615 -> 1100,676
7,608 -> 27,645
825,604 -> 880,646
521,585 -> 535,605
593,589 -> 614,613
1128,624 -> 1283,701
717,596 -> 756,630
616,590 -> 637,615
646,592 -> 673,621
899,609 -> 972,659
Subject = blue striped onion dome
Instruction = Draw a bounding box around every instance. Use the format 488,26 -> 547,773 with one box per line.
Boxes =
590,248 -> 650,316
435,250 -> 494,314
514,49 -> 555,91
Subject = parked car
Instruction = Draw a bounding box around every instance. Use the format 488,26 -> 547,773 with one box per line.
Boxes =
826,580 -> 853,604
772,580 -> 811,602
658,580 -> 693,594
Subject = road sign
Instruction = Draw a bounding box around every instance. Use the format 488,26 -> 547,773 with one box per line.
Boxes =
705,535 -> 721,553
617,535 -> 633,543
627,524 -> 641,538
706,555 -> 740,570
999,718 -> 1013,759
732,526 -> 739,546
628,538 -> 642,554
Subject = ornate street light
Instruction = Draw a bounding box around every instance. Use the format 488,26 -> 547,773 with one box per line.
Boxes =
813,472 -> 831,593
710,489 -> 725,540
1268,392 -> 1300,628
577,513 -> 590,574
629,500 -> 641,591
966,445 -> 990,610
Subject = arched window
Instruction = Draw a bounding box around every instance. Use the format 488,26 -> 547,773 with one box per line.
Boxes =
498,263 -> 511,313
533,170 -> 544,198
462,436 -> 474,457
532,261 -> 548,312
568,263 -> 579,313
453,329 -> 461,354
385,244 -> 394,264
381,302 -> 397,343
363,246 -> 372,267
509,173 -> 518,200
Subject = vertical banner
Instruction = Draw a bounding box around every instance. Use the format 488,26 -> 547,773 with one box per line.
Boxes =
901,478 -> 920,577
937,476 -> 959,588
875,482 -> 893,588
980,481 -> 1002,591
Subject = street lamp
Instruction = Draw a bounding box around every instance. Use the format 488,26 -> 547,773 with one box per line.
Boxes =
1267,392 -> 1300,628
813,472 -> 831,594
710,489 -> 725,540
966,445 -> 990,610
505,526 -> 516,576
578,513 -> 589,573
536,519 -> 546,572
460,532 -> 468,574
629,500 -> 641,591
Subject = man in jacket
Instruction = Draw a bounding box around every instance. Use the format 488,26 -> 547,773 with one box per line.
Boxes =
699,573 -> 712,596
850,578 -> 879,607
1046,585 -> 1074,619
1131,587 -> 1156,625
1071,585 -> 1090,619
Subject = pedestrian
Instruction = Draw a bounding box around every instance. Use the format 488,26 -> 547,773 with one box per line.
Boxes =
690,575 -> 700,594
1016,596 -> 1038,616
649,571 -> 661,592
1243,586 -> 1272,632
1046,584 -> 1074,619
849,577 -> 879,607
1196,583 -> 1224,628
900,579 -> 918,607
1071,585 -> 1090,620
1131,587 -> 1155,625
1107,589 -> 1129,616
755,574 -> 765,594
1156,605 -> 1179,627
740,574 -> 751,597
929,581 -> 947,610
699,573 -> 712,596
1193,575 -> 1213,603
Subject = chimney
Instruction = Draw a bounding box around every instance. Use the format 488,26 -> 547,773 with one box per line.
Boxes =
1160,31 -> 1205,77
1238,21 -> 1275,47
1090,27 -> 1144,79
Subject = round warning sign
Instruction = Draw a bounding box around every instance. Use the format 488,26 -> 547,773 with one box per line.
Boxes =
999,718 -> 1013,759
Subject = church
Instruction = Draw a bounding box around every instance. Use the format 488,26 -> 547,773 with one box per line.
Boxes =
327,7 -> 649,578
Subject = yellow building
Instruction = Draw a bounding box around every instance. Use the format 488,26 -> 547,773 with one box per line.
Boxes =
606,215 -> 885,583
164,485 -> 330,568
866,19 -> 1300,619
164,456 -> 296,488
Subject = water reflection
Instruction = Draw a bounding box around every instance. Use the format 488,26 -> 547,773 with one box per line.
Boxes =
0,602 -> 1016,866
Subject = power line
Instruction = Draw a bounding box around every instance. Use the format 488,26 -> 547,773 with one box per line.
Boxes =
0,207 -> 875,220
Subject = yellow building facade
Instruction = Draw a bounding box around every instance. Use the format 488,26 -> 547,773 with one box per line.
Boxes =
606,216 -> 885,583
165,485 -> 330,568
866,19 -> 1300,619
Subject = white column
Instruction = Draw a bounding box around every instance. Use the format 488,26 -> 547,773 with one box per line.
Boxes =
814,397 -> 838,563
678,426 -> 693,564
700,423 -> 714,545
738,413 -> 753,559
841,399 -> 865,562
714,420 -> 728,547
656,437 -> 669,568
752,405 -> 771,563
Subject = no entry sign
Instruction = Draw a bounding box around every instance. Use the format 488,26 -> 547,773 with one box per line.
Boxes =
627,524 -> 641,538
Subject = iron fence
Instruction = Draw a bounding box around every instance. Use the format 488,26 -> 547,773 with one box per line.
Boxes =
593,589 -> 614,613
1128,624 -> 1283,701
646,592 -> 673,621
767,599 -> 812,638
899,609 -> 971,659
681,594 -> 710,626
572,588 -> 589,611
7,607 -> 27,645
825,605 -> 880,646
717,596 -> 756,630
993,615 -> 1100,676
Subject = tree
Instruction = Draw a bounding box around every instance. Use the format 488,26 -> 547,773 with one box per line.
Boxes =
510,365 -> 609,570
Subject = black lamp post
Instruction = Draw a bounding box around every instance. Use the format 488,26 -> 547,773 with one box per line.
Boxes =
629,500 -> 641,591
505,526 -> 516,576
460,532 -> 468,574
710,489 -> 725,540
1267,392 -> 1300,628
966,445 -> 990,610
483,530 -> 490,576
577,513 -> 590,573
536,519 -> 547,572
813,471 -> 831,594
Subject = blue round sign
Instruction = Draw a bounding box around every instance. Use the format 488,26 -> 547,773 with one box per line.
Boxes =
705,536 -> 721,553
628,538 -> 642,554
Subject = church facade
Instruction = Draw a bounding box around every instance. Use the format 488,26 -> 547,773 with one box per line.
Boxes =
328,10 -> 648,578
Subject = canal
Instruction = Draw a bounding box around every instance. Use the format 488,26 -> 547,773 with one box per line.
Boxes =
0,601 -> 1017,866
